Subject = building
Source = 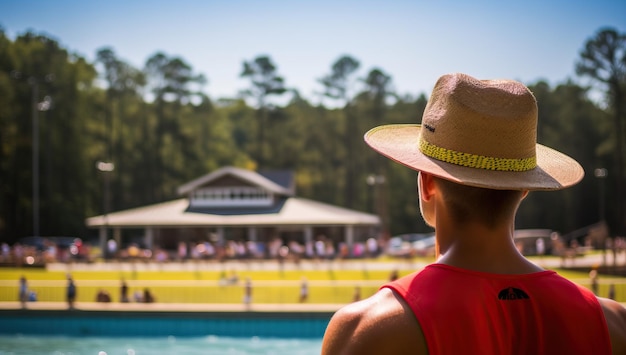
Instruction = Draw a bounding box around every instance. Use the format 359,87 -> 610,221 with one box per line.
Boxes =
86,166 -> 381,259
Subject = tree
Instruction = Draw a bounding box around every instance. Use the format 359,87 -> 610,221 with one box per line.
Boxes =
520,81 -> 608,235
576,27 -> 626,235
0,31 -> 99,241
95,47 -> 146,211
357,68 -> 394,233
318,55 -> 360,103
318,55 -> 361,208
371,94 -> 430,236
240,55 -> 287,168
144,52 -> 206,201
0,28 -> 20,241
282,98 -> 346,206
198,97 -> 255,172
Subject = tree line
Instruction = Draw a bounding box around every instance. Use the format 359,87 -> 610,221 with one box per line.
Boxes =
0,26 -> 624,245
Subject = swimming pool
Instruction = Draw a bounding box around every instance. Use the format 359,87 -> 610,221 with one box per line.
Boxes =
0,334 -> 323,354
0,309 -> 329,354
0,309 -> 332,338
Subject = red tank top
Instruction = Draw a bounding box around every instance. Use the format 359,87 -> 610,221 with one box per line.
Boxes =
382,264 -> 611,355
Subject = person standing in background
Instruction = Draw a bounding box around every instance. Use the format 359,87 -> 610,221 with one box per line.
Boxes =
299,277 -> 309,303
352,285 -> 361,303
66,274 -> 76,309
243,277 -> 252,308
120,279 -> 129,303
18,276 -> 28,308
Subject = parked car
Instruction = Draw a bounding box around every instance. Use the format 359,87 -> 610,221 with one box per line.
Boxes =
15,236 -> 48,252
16,236 -> 84,262
387,233 -> 435,258
412,235 -> 436,257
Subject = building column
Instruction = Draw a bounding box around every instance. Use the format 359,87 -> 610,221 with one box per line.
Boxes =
217,227 -> 225,246
345,225 -> 354,249
144,227 -> 154,250
248,227 -> 258,242
304,226 -> 313,245
114,228 -> 122,248
303,226 -> 314,257
99,226 -> 107,258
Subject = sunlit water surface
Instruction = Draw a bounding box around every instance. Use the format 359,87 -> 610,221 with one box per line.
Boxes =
0,334 -> 322,355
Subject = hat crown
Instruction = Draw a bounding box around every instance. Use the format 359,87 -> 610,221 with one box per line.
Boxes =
363,73 -> 584,190
420,73 -> 538,161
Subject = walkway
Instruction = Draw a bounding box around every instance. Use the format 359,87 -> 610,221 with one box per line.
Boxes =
44,251 -> 626,272
0,301 -> 342,313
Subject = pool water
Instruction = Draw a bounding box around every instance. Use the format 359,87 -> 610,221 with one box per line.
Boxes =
0,334 -> 323,355
1,310 -> 331,339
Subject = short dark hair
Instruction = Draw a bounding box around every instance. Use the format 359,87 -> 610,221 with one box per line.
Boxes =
434,177 -> 525,228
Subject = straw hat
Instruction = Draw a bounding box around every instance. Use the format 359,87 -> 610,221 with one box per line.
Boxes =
364,73 -> 584,190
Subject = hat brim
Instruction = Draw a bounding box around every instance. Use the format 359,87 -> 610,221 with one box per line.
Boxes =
364,124 -> 584,191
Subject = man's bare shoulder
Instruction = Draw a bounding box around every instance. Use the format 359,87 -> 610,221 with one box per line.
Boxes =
597,297 -> 626,354
321,287 -> 427,355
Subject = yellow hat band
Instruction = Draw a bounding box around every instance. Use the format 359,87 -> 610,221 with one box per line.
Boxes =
419,139 -> 537,172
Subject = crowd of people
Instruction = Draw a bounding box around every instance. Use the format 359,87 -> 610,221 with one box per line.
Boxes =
1,235 -> 385,267
6,233 -> 626,269
172,237 -> 383,263
1,238 -> 90,267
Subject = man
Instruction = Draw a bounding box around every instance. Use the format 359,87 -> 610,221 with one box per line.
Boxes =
321,73 -> 626,354
66,274 -> 76,309
19,275 -> 28,308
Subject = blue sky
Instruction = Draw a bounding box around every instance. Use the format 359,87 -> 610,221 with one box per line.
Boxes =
1,0 -> 624,104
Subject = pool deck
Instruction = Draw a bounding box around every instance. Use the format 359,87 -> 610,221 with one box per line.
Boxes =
39,251 -> 624,273
0,301 -> 343,313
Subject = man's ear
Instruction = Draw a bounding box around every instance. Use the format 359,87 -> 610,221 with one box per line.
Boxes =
418,172 -> 436,202
417,171 -> 437,228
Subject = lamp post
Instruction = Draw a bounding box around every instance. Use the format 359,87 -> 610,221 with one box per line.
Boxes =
31,79 -> 40,237
97,161 -> 115,257
594,168 -> 608,266
12,71 -> 54,237
594,168 -> 607,222
31,86 -> 52,238
366,174 -> 387,235
366,174 -> 386,211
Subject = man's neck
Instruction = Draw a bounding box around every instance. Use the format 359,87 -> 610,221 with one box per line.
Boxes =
434,222 -> 544,275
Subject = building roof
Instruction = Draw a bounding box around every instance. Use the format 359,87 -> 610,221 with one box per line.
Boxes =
88,166 -> 380,229
258,170 -> 295,193
177,166 -> 293,197
85,197 -> 380,228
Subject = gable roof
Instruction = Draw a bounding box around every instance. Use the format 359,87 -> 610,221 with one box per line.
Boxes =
85,197 -> 380,228
87,166 -> 380,230
258,170 -> 294,192
177,166 -> 293,196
